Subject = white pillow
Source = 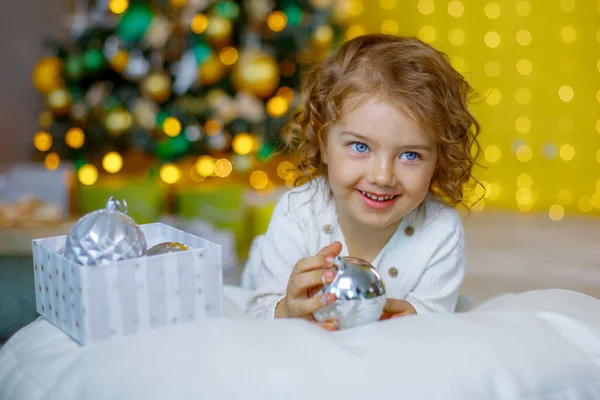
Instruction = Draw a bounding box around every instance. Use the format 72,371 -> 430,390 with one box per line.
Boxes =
1,287 -> 599,400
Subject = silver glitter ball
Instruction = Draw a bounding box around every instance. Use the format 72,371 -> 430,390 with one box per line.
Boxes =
313,256 -> 387,330
63,197 -> 147,266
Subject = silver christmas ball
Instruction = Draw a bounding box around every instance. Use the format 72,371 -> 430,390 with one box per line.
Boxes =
63,197 -> 147,266
146,242 -> 189,256
313,256 -> 386,330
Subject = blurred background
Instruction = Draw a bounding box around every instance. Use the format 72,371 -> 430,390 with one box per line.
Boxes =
0,0 -> 598,339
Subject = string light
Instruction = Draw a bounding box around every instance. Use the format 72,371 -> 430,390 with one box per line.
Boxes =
380,0 -> 397,10
232,133 -> 254,155
191,14 -> 209,34
195,155 -> 216,177
484,145 -> 501,163
516,59 -> 532,75
515,117 -> 531,133
448,28 -> 465,46
417,0 -> 435,14
78,164 -> 98,186
102,152 -> 123,173
484,60 -> 501,77
160,163 -> 181,184
485,88 -> 501,106
561,26 -> 576,43
219,47 -> 238,65
516,30 -> 532,46
381,20 -> 399,35
266,96 -> 288,117
44,153 -> 60,171
163,117 -> 182,137
214,159 -> 233,178
559,144 -> 575,161
418,26 -> 436,43
34,131 -> 52,151
109,0 -> 128,14
558,86 -> 574,102
549,204 -> 565,221
516,1 -> 531,16
579,197 -> 593,212
447,1 -> 464,17
65,128 -> 85,149
516,145 -> 532,162
346,25 -> 366,40
267,11 -> 287,32
484,3 -> 501,19
484,31 -> 501,48
515,87 -> 532,105
250,170 -> 268,189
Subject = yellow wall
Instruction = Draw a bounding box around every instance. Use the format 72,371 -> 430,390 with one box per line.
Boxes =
355,0 -> 600,219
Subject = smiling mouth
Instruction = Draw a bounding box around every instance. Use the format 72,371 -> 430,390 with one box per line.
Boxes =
358,190 -> 397,202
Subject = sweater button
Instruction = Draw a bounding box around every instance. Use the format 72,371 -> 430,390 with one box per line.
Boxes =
388,267 -> 398,278
323,224 -> 333,234
404,226 -> 414,236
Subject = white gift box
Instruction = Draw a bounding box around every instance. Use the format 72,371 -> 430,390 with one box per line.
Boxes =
32,222 -> 223,345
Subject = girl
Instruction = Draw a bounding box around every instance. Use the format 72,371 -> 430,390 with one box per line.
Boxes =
246,34 -> 481,330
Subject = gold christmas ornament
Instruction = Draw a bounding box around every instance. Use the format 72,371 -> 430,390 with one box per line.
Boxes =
104,108 -> 133,137
141,71 -> 172,103
33,57 -> 64,94
231,51 -> 280,98
46,88 -> 72,115
205,16 -> 233,47
199,56 -> 226,85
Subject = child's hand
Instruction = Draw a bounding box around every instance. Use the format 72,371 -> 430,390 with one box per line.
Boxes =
275,241 -> 343,326
380,299 -> 417,320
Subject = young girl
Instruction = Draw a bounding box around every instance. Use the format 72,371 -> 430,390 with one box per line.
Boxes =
246,34 -> 481,330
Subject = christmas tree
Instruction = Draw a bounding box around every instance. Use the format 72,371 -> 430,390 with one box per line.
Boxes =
32,0 -> 358,186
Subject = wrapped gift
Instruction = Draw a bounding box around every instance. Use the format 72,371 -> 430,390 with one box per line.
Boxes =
32,222 -> 223,345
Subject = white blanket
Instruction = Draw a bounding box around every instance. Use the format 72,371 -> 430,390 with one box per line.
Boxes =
1,287 -> 600,400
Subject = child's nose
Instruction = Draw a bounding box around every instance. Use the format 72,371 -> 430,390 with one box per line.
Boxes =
370,157 -> 396,187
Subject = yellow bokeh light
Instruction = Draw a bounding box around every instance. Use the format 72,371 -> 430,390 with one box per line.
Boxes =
596,120 -> 600,134
515,87 -> 532,105
560,0 -> 575,12
204,119 -> 221,136
596,90 -> 600,103
597,149 -> 600,163
484,31 -> 501,48
516,1 -> 531,16
348,0 -> 364,16
516,145 -> 532,162
516,188 -> 532,205
102,152 -> 123,174
451,57 -> 467,73
163,117 -> 182,137
267,11 -> 287,32
191,14 -> 209,34
485,88 -> 501,106
579,196 -> 592,212
561,26 -> 576,43
484,60 -> 501,77
448,28 -> 465,46
380,0 -> 397,10
232,133 -> 254,155
39,111 -> 53,128
109,0 -> 128,14
44,152 -> 60,171
346,25 -> 366,40
219,47 -> 238,65
558,189 -> 573,205
471,198 -> 486,212
516,30 -> 532,46
447,1 -> 464,17
419,25 -> 436,43
65,127 -> 85,149
249,170 -> 269,190
314,25 -> 334,45
558,85 -> 574,102
417,0 -> 435,14
489,183 -> 501,200
276,87 -> 294,104
549,204 -> 564,221
484,3 -> 501,19
34,131 -> 52,152
381,20 -> 399,35
277,161 -> 295,180
515,117 -> 531,133
559,144 -> 575,161
476,181 -> 488,199
592,193 -> 600,209
159,163 -> 181,184
78,164 -> 98,186
195,155 -> 216,177
516,59 -> 532,75
214,158 -> 232,178
596,60 -> 600,72
266,96 -> 289,118
485,145 -> 501,163
597,179 -> 600,192
517,173 -> 533,189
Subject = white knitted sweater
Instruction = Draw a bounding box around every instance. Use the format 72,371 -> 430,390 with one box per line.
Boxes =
245,178 -> 465,319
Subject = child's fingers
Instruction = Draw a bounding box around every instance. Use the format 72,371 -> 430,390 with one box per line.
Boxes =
312,321 -> 339,332
292,292 -> 336,317
293,255 -> 332,274
316,241 -> 343,259
288,267 -> 335,297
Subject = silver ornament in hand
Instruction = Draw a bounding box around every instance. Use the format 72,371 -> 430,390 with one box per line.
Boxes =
63,196 -> 147,266
313,256 -> 387,330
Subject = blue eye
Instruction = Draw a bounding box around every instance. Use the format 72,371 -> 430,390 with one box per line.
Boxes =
400,152 -> 419,161
351,142 -> 369,154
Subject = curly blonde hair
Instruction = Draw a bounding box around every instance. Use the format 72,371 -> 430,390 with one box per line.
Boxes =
282,34 -> 482,207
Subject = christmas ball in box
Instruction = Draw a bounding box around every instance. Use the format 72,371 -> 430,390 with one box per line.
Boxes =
63,196 -> 147,265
